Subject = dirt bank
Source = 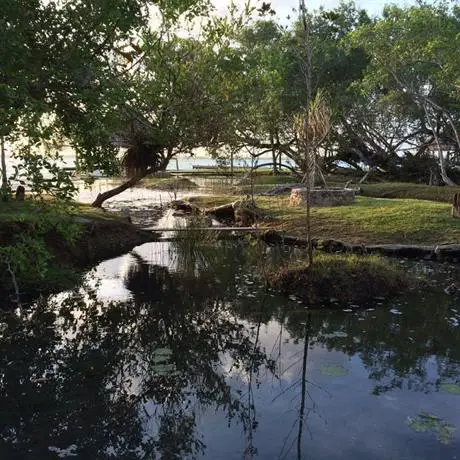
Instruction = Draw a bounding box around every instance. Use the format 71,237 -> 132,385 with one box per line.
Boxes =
50,217 -> 159,267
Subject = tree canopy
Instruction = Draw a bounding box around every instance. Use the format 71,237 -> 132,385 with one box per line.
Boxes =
3,0 -> 460,205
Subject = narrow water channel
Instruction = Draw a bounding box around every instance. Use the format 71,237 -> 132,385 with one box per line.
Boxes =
0,234 -> 459,459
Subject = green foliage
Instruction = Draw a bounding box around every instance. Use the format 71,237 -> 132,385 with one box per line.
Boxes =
1,0 -> 210,197
347,2 -> 460,181
11,146 -> 77,200
0,234 -> 51,281
0,0 -> 211,288
0,199 -> 83,294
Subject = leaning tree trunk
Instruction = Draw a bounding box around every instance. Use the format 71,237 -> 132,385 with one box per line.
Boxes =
91,168 -> 155,207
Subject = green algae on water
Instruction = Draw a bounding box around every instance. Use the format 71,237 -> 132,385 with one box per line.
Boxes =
320,364 -> 349,377
439,383 -> 460,395
407,412 -> 456,445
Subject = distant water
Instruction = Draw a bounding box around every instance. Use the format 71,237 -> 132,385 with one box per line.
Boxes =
166,156 -> 293,171
4,148 -> 288,177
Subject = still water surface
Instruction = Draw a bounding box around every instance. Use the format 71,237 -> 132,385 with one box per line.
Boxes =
1,236 -> 459,459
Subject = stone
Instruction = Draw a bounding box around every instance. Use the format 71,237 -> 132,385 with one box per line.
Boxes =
15,185 -> 25,201
289,187 -> 355,207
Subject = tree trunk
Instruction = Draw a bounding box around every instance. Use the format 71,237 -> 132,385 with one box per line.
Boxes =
438,149 -> 456,186
230,150 -> 234,185
453,193 -> 460,219
1,136 -> 8,190
270,132 -> 279,175
91,168 -> 155,207
422,103 -> 457,186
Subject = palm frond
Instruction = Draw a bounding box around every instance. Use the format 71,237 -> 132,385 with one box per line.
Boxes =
293,89 -> 331,185
121,133 -> 164,177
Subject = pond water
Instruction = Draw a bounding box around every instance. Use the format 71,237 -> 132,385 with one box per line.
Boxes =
1,235 -> 459,459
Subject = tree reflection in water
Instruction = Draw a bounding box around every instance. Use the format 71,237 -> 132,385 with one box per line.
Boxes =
0,247 -> 275,459
0,242 -> 459,459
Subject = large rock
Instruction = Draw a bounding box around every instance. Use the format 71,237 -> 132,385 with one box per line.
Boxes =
290,187 -> 355,207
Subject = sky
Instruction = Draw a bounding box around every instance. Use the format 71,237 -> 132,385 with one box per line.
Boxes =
212,0 -> 427,22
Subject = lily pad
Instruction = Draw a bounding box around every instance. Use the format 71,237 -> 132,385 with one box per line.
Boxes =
320,364 -> 349,377
407,412 -> 456,445
440,383 -> 460,395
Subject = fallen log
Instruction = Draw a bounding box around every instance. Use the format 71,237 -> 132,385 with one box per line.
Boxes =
203,202 -> 236,221
204,200 -> 268,226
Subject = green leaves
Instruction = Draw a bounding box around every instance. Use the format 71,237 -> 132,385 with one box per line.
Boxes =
1,0 -> 210,196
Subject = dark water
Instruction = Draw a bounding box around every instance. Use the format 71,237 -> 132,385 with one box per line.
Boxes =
1,240 -> 459,459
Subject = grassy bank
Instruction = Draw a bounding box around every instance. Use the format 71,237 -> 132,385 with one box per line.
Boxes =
140,175 -> 198,190
361,182 -> 460,203
189,194 -> 460,244
267,253 -> 409,305
0,199 -> 156,299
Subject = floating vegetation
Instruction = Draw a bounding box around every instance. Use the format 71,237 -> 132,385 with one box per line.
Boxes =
322,331 -> 348,339
407,412 -> 456,445
439,383 -> 460,395
320,364 -> 349,377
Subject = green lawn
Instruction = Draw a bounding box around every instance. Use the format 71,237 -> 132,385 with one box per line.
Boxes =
189,195 -> 460,245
